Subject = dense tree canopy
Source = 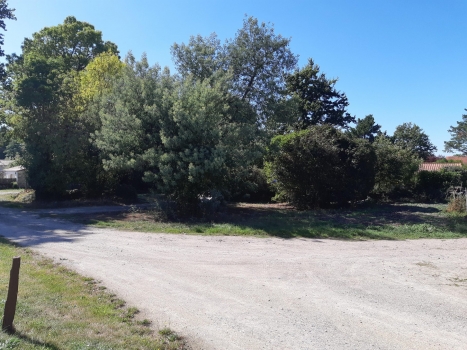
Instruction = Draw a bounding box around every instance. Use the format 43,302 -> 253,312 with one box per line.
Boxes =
348,114 -> 381,142
266,125 -> 376,208
0,14 -> 440,209
285,58 -> 354,129
22,16 -> 118,72
172,16 -> 298,123
392,122 -> 437,160
94,55 -> 261,211
5,17 -> 119,198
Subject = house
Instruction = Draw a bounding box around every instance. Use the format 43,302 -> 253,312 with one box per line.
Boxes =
419,163 -> 462,171
2,166 -> 28,188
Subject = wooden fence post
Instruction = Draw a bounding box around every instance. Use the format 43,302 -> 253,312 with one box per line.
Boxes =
2,256 -> 21,334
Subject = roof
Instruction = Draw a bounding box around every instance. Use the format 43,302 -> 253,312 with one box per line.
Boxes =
3,166 -> 25,172
419,163 -> 462,171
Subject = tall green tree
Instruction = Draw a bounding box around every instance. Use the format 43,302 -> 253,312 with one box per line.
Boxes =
392,122 -> 436,160
95,55 -> 261,211
6,17 -> 118,198
285,58 -> 354,129
348,114 -> 381,142
171,16 -> 298,122
171,33 -> 224,81
444,110 -> 467,155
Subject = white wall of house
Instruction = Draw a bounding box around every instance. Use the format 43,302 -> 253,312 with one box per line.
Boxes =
2,166 -> 27,188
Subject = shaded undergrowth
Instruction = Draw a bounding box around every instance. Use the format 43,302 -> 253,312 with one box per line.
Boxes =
52,202 -> 467,240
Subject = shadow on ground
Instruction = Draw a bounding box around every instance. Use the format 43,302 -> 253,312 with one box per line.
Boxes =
45,202 -> 467,240
0,206 -> 94,247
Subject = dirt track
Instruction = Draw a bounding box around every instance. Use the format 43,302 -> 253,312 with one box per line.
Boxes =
1,206 -> 467,349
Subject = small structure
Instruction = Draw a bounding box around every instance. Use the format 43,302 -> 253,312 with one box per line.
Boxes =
419,163 -> 462,172
2,166 -> 27,188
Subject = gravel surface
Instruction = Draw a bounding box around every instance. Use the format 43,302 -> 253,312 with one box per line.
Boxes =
1,206 -> 467,349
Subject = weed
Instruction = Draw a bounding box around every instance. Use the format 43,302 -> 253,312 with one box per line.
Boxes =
446,195 -> 466,213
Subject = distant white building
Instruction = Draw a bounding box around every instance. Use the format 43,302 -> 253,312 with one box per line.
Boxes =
1,166 -> 27,188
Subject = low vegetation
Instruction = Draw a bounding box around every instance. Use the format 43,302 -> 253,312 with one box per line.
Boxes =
0,237 -> 186,349
46,202 -> 467,241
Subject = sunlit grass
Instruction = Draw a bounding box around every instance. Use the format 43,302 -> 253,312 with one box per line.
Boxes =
0,237 -> 186,349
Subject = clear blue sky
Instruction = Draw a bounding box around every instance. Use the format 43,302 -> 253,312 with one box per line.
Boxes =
4,0 -> 467,155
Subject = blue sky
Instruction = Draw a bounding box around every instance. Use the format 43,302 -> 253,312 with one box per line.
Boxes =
4,0 -> 467,154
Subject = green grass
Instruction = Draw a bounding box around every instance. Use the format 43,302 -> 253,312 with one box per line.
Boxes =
0,237 -> 186,349
59,202 -> 467,240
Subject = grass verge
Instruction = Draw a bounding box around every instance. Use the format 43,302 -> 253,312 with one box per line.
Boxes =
53,202 -> 467,240
0,237 -> 186,349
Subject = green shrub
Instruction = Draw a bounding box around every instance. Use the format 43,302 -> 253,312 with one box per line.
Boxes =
266,125 -> 376,208
414,168 -> 467,202
371,136 -> 420,198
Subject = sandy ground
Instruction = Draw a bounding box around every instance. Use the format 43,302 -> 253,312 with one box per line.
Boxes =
1,206 -> 467,349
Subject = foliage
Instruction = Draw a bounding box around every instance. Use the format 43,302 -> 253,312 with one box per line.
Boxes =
5,17 -> 118,199
172,16 -> 298,123
266,125 -> 376,208
95,56 -> 261,212
392,122 -> 437,160
372,135 -> 421,197
414,168 -> 467,202
2,139 -> 23,159
144,76 -> 260,212
285,58 -> 354,129
94,54 -> 170,175
0,0 -> 15,80
444,110 -> 467,155
75,51 -> 125,109
21,16 -> 118,71
171,33 -> 224,81
348,114 -> 381,142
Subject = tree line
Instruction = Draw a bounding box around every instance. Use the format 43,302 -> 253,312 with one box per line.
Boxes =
0,10 -> 464,211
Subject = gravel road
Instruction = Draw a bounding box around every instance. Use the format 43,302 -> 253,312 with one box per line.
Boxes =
1,206 -> 467,349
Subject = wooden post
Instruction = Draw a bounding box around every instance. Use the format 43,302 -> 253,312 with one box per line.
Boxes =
2,256 -> 21,334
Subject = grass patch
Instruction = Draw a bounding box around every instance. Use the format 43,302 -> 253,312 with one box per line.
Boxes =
0,237 -> 186,349
55,202 -> 467,240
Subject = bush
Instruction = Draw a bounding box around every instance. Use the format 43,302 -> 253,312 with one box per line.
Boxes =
371,136 -> 421,199
11,182 -> 18,189
266,125 -> 376,208
414,168 -> 467,202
